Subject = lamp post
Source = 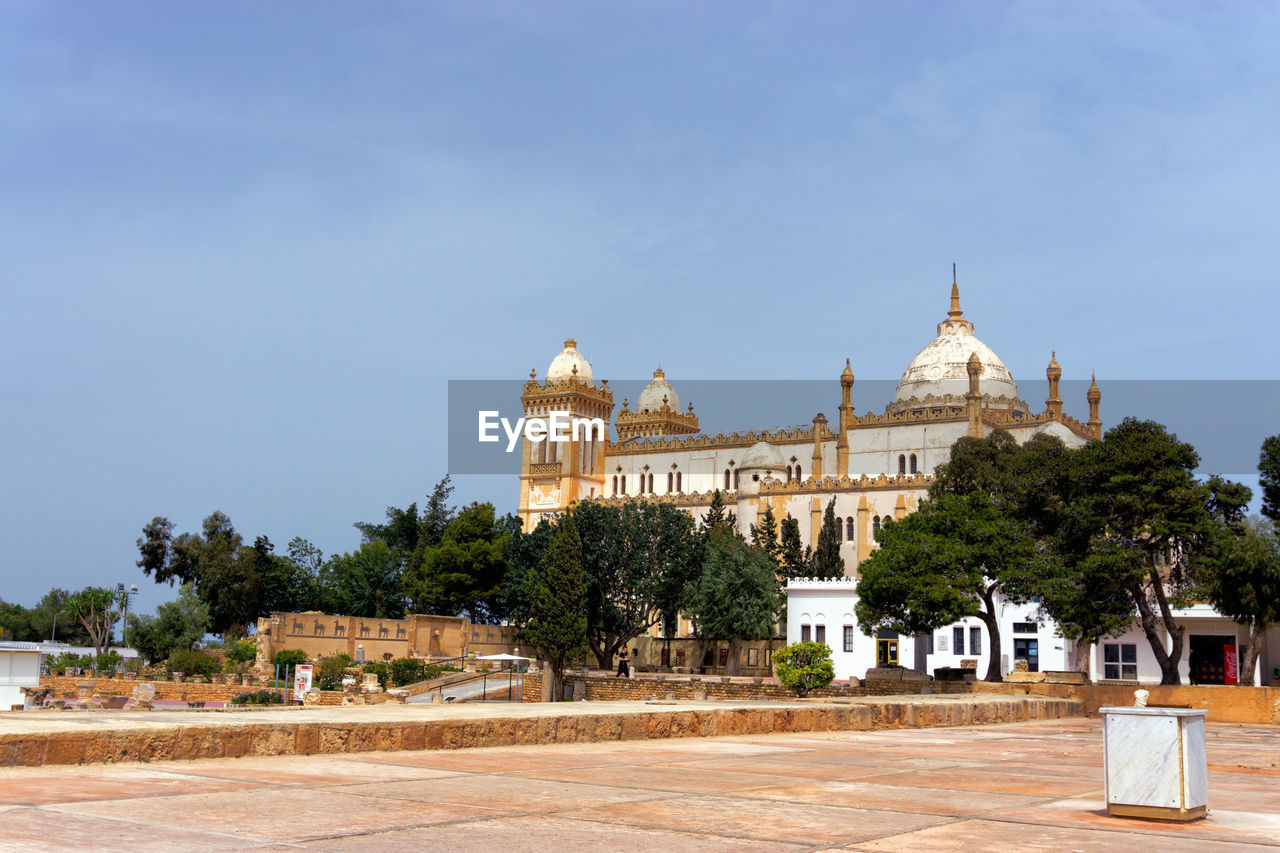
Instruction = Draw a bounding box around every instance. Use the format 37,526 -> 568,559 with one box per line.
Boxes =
51,609 -> 67,643
116,583 -> 138,648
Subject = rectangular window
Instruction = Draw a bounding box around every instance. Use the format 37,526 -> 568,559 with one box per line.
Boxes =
969,627 -> 982,656
1103,643 -> 1138,680
747,648 -> 759,666
843,625 -> 854,653
1012,622 -> 1038,634
815,625 -> 826,645
937,633 -> 948,652
953,626 -> 964,656
801,624 -> 811,643
924,632 -> 934,654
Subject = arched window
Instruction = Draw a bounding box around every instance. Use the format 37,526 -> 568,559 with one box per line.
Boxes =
846,517 -> 855,541
733,469 -> 740,490
794,465 -> 802,481
786,467 -> 792,483
836,520 -> 843,542
676,471 -> 682,492
612,475 -> 618,496
909,453 -> 918,474
648,473 -> 654,493
667,472 -> 673,493
873,515 -> 881,533
724,469 -> 730,490
898,454 -> 906,475
621,475 -> 626,494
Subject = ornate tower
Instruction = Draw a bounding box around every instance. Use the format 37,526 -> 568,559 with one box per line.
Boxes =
1045,351 -> 1063,421
517,339 -> 614,531
1086,373 -> 1102,440
965,351 -> 984,438
836,359 -> 854,478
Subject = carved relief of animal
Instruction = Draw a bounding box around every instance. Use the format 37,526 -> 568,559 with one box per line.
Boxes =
334,621 -> 346,636
378,623 -> 390,638
395,625 -> 407,639
314,619 -> 325,636
359,623 -> 370,637
292,619 -> 304,633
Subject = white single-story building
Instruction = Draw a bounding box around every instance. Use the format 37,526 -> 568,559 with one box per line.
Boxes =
0,642 -> 53,709
786,579 -> 1278,686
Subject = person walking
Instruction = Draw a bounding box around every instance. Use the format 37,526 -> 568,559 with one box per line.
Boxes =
616,647 -> 630,678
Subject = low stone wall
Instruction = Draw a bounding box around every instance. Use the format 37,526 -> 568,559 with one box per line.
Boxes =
520,673 -> 969,703
40,676 -> 266,703
967,681 -> 1280,724
1,695 -> 1084,766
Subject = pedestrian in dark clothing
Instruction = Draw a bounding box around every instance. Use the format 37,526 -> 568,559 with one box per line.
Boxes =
616,647 -> 630,678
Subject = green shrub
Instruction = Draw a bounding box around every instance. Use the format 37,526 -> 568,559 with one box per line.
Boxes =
389,657 -> 426,687
273,649 -> 308,667
95,650 -> 123,672
168,649 -> 221,680
230,689 -> 284,706
773,642 -> 835,697
223,639 -> 258,665
423,663 -> 462,680
315,653 -> 353,690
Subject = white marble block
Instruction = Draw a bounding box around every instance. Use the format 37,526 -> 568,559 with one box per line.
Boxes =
1101,706 -> 1208,821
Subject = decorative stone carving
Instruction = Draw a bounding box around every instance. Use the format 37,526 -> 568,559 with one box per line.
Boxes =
302,689 -> 322,706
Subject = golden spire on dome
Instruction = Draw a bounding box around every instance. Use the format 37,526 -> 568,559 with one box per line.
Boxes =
564,338 -> 576,348
841,357 -> 854,384
948,263 -> 963,320
1047,350 -> 1062,379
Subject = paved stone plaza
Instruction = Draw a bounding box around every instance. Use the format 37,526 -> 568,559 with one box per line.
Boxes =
0,717 -> 1275,850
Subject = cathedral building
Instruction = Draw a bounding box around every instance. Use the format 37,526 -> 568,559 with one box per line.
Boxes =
513,279 -> 1274,685
517,280 -> 1100,557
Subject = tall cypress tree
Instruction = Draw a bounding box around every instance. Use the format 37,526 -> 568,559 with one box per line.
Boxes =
807,498 -> 845,579
525,513 -> 588,700
751,505 -> 781,564
778,514 -> 807,579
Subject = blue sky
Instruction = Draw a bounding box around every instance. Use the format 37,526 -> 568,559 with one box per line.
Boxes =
2,2 -> 1278,609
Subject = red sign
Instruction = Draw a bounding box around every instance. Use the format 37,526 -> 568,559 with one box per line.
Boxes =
1224,644 -> 1238,685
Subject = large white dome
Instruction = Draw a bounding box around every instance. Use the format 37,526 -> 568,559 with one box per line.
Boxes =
546,338 -> 593,382
890,284 -> 1024,413
637,368 -> 679,412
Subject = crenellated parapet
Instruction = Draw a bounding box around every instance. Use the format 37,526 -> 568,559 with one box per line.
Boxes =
760,472 -> 933,495
608,422 -> 832,456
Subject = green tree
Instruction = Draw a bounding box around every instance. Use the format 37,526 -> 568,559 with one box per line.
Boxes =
498,515 -> 552,630
405,502 -> 510,620
525,513 -> 588,700
66,586 -> 128,657
778,514 -> 807,579
1260,435 -> 1280,524
856,491 -> 1041,682
750,505 -> 781,565
321,540 -> 405,619
774,641 -> 835,697
126,583 -> 211,664
575,499 -> 702,669
1065,419 -> 1220,684
136,512 -> 263,637
932,431 -> 1134,672
1197,517 -> 1280,683
687,529 -> 781,675
807,498 -> 844,579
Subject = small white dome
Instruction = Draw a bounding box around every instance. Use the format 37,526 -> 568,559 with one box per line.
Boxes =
546,338 -> 593,382
637,369 -> 679,412
738,441 -> 786,471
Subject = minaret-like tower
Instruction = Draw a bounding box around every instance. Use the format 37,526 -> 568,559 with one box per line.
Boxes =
1045,351 -> 1063,421
810,413 -> 827,480
518,339 -> 614,531
836,359 -> 854,478
965,351 -> 984,438
1086,373 -> 1102,440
